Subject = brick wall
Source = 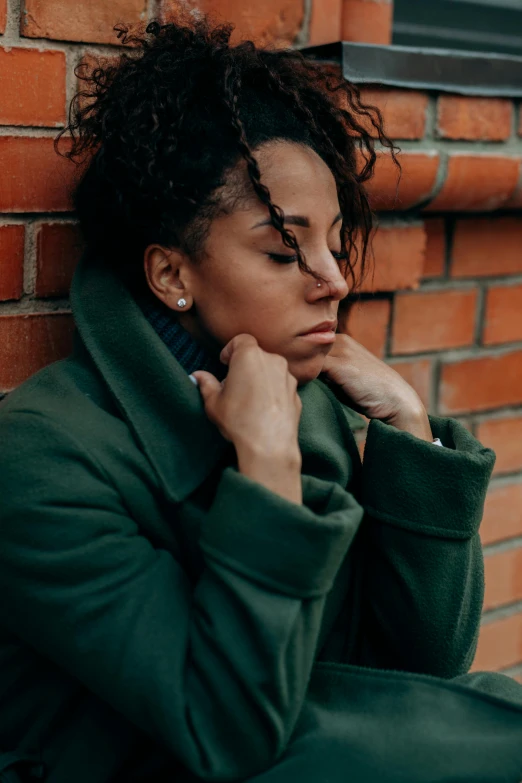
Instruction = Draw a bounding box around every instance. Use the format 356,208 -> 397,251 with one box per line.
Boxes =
0,0 -> 521,682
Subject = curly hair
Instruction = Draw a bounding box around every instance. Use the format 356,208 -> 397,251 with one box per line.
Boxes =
56,7 -> 399,296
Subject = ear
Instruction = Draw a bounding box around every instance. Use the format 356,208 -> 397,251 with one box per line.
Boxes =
143,244 -> 194,312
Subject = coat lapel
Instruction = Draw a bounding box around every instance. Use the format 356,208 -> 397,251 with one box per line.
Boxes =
70,251 -> 231,504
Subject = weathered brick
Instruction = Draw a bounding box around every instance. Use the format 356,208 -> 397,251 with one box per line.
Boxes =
0,48 -> 66,127
0,137 -> 80,213
392,289 -> 477,355
476,416 -> 522,476
364,151 -> 440,211
471,612 -> 522,672
387,359 -> 432,409
483,284 -> 522,346
309,0 -> 342,45
358,87 -> 428,140
0,225 -> 25,302
343,298 -> 390,357
21,0 -> 148,45
452,217 -> 522,278
0,313 -> 74,391
484,547 -> 522,611
357,224 -> 426,293
481,483 -> 522,546
0,0 -> 6,34
437,96 -> 513,141
422,218 -> 446,278
162,0 -> 304,47
426,155 -> 520,212
35,223 -> 84,298
341,0 -> 392,44
440,350 -> 522,415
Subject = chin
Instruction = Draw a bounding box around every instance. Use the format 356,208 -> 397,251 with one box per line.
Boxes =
290,356 -> 328,387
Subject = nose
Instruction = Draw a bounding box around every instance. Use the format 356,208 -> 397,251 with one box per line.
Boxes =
311,253 -> 349,302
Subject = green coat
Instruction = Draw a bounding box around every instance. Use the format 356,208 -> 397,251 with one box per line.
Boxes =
0,250 -> 521,783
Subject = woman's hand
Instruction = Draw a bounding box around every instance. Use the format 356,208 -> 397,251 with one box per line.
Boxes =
191,334 -> 303,503
321,333 -> 433,442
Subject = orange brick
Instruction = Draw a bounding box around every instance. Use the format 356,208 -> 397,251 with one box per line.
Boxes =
426,155 -> 520,212
484,547 -> 522,611
357,224 -> 426,293
341,0 -> 392,44
471,612 -> 522,672
392,289 -> 477,355
0,48 -> 66,126
437,96 -> 513,141
483,284 -> 522,346
344,298 -> 390,357
451,217 -> 522,278
387,359 -> 432,409
476,416 -> 522,476
422,218 -> 446,277
441,350 -> 522,415
364,151 -> 440,211
35,223 -> 84,298
0,225 -> 25,301
0,137 -> 80,213
21,0 -> 148,44
0,0 -> 6,34
358,87 -> 428,140
309,0 -> 342,45
481,483 -> 522,546
162,0 -> 304,47
0,313 -> 74,391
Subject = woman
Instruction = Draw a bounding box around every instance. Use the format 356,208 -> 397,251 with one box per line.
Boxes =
0,10 -> 521,783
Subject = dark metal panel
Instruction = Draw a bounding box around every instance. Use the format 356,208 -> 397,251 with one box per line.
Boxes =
298,41 -> 522,96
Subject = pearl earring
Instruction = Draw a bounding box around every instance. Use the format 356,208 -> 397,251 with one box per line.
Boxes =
177,298 -> 187,308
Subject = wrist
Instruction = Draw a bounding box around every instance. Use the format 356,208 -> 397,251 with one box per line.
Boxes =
236,445 -> 302,504
384,404 -> 433,443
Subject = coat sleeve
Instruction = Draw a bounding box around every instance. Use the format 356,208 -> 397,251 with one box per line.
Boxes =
0,411 -> 363,782
348,414 -> 495,678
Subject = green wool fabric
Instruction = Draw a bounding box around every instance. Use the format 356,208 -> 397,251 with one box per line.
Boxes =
0,250 -> 521,783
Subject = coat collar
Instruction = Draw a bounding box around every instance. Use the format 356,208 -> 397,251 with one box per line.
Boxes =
70,251 -> 233,504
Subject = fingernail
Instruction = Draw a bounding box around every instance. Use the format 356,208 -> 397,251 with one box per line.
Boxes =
188,374 -> 199,386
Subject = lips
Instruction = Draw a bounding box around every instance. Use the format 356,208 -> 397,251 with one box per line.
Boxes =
300,320 -> 337,335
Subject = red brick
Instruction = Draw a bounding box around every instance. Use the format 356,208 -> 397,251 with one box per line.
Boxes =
387,359 -> 432,408
451,217 -> 522,278
422,218 -> 446,277
392,288 -> 477,355
357,224 -> 426,293
0,313 -> 74,391
364,151 -> 440,211
481,483 -> 522,545
440,350 -> 522,415
483,284 -> 522,346
309,0 -> 342,45
0,226 -> 25,301
476,416 -> 522,476
358,88 -> 428,140
471,612 -> 522,672
426,155 -> 520,212
35,223 -> 84,298
21,0 -> 148,45
484,547 -> 522,611
343,298 -> 390,357
0,137 -> 81,213
341,0 -> 392,44
437,96 -> 513,141
0,48 -> 65,127
505,162 -> 522,209
162,0 -> 304,47
0,0 -> 6,34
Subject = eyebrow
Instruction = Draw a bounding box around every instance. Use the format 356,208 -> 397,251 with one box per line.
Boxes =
250,211 -> 343,230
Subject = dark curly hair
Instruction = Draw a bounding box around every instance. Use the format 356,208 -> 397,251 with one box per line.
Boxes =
55,7 -> 399,297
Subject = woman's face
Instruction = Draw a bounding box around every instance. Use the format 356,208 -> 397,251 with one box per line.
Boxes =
145,141 -> 350,385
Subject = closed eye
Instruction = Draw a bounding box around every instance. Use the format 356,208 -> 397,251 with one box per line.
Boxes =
268,250 -> 349,264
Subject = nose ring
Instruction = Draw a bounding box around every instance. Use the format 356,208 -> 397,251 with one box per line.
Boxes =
317,282 -> 322,288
